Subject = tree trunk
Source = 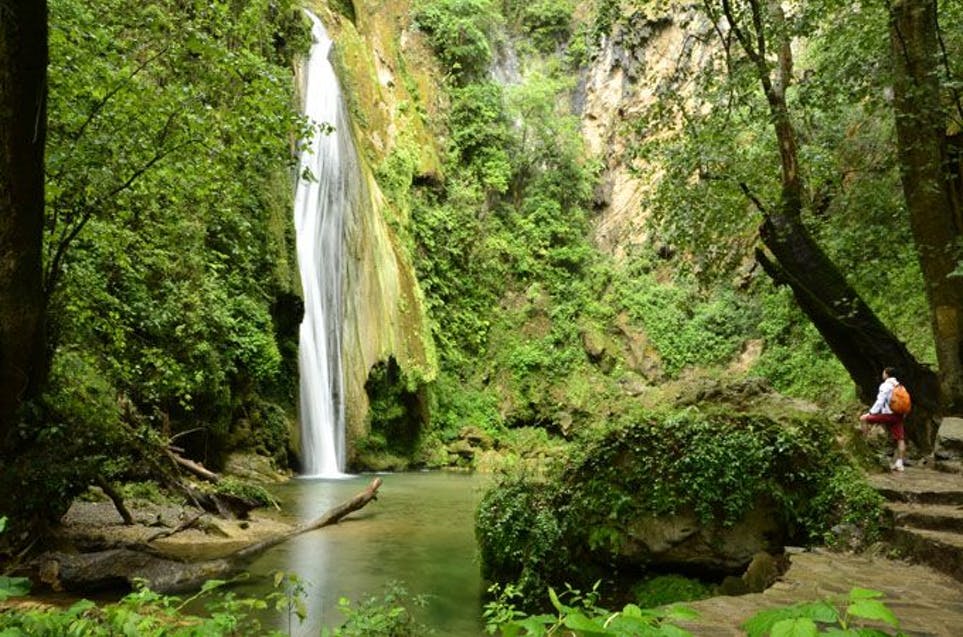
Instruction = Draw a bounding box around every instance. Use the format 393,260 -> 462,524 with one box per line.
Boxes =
889,0 -> 963,413
0,1 -> 48,452
718,0 -> 940,450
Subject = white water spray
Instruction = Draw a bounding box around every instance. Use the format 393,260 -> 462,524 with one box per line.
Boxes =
294,12 -> 360,478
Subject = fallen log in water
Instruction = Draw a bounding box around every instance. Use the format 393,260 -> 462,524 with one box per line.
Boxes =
30,477 -> 382,594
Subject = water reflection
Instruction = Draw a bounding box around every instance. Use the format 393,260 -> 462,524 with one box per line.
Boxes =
243,472 -> 489,636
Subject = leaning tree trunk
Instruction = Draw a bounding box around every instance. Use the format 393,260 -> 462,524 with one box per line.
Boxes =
0,1 -> 48,453
889,0 -> 963,413
718,0 -> 940,450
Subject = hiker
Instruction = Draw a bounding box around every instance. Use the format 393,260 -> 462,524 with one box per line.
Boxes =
859,366 -> 907,472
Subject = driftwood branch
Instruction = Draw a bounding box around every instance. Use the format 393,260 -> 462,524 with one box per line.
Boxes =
234,477 -> 381,562
166,449 -> 220,484
96,476 -> 134,526
32,478 -> 383,594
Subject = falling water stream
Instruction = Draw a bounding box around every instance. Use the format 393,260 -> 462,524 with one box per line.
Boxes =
284,15 -> 487,635
294,12 -> 357,478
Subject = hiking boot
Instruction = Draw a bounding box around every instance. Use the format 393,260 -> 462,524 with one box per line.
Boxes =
890,460 -> 905,472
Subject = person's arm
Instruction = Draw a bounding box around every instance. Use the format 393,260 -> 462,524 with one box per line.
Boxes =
867,382 -> 889,415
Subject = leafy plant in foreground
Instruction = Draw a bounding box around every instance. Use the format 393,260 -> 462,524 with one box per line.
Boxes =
0,573 -> 305,636
322,581 -> 431,637
742,587 -> 903,637
484,581 -> 697,636
486,586 -> 903,637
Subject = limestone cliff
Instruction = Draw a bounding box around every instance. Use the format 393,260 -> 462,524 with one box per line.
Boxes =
576,6 -> 714,258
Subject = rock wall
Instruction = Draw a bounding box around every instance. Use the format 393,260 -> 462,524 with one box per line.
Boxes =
577,6 -> 715,258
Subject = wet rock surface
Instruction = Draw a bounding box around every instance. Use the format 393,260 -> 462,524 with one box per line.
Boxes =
679,548 -> 963,636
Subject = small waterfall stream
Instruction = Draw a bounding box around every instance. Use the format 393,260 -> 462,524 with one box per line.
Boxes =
294,12 -> 359,478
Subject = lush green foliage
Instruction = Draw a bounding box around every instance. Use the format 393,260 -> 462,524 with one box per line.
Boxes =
412,0 -> 503,83
398,0 -> 868,467
484,585 -> 904,637
213,477 -> 278,509
742,587 -> 903,637
397,0 -> 629,455
322,582 -> 431,637
46,0 -> 307,435
630,575 -> 713,609
0,570 -> 431,637
484,581 -> 699,636
476,410 -> 884,601
3,0 -> 310,530
627,0 -> 942,372
0,576 -> 305,636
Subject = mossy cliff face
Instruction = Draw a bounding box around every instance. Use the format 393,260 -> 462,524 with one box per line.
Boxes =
302,1 -> 441,459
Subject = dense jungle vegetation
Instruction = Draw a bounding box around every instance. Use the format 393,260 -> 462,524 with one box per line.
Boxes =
0,0 -> 961,633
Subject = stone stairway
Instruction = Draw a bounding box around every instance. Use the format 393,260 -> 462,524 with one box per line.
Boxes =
867,467 -> 963,583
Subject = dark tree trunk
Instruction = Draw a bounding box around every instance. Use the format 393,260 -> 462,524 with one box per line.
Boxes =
755,224 -> 941,451
0,1 -> 48,452
718,0 -> 940,450
889,0 -> 963,413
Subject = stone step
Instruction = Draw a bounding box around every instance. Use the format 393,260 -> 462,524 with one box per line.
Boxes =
886,502 -> 963,533
891,526 -> 963,583
935,458 -> 963,474
866,467 -> 963,505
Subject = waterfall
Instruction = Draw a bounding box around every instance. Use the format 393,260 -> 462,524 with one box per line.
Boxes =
294,12 -> 358,478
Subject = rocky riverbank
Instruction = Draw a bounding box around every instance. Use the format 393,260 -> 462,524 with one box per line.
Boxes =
54,497 -> 293,562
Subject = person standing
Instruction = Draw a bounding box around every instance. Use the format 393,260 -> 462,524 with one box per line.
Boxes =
859,367 -> 907,471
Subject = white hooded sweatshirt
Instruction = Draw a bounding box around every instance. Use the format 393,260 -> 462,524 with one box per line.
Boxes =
869,377 -> 899,415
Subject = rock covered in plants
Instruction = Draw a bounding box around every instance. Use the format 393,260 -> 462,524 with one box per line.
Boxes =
476,410 -> 884,601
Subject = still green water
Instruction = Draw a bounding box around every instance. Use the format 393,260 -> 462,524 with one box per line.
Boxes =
243,471 -> 489,636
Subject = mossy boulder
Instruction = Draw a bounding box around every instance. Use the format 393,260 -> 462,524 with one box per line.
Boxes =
476,410 -> 884,602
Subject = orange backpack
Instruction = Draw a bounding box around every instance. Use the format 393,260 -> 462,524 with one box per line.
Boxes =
890,383 -> 912,415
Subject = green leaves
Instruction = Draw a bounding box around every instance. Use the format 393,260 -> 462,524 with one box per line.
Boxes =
770,618 -> 820,637
44,0 -> 306,454
741,588 -> 900,637
0,577 -> 31,601
413,0 -> 502,83
487,584 -> 697,636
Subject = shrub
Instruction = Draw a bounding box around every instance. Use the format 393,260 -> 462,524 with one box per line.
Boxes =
322,582 -> 431,637
413,0 -> 502,83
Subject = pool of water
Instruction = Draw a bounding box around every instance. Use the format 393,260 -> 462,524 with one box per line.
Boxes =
240,471 -> 490,636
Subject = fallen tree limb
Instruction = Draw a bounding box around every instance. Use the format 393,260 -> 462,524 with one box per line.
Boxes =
144,513 -> 204,543
233,477 -> 381,561
166,450 -> 220,484
96,476 -> 134,526
31,478 -> 382,594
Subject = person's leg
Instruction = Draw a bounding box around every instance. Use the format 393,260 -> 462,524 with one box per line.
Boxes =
890,417 -> 906,471
862,413 -> 893,433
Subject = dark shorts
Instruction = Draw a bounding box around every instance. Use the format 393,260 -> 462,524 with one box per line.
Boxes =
864,413 -> 905,442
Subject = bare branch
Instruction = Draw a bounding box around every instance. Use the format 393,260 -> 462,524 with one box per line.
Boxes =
739,181 -> 770,216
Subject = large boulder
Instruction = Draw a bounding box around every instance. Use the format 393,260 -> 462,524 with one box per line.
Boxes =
620,501 -> 784,571
937,417 -> 963,457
